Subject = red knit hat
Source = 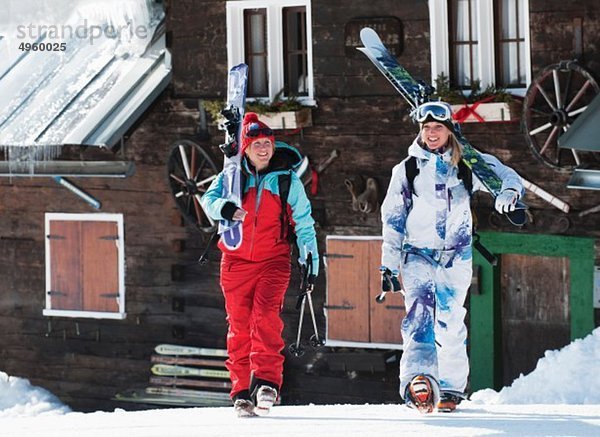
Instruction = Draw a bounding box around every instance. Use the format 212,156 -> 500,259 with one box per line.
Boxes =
241,112 -> 275,154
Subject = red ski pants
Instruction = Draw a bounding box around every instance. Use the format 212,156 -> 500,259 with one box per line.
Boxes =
220,253 -> 291,398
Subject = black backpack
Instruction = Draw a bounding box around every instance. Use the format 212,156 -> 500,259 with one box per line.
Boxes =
278,171 -> 294,241
404,155 -> 473,198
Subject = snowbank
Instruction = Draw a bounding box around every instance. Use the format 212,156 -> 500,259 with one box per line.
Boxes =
0,372 -> 70,417
471,327 -> 600,404
1,325 -> 599,422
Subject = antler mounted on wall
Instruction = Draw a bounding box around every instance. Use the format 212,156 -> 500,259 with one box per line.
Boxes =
344,175 -> 380,213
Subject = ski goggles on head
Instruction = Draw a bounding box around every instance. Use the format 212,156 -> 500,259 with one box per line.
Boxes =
414,102 -> 453,123
245,123 -> 273,138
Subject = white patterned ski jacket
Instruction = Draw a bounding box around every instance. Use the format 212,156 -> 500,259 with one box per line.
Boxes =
381,137 -> 524,270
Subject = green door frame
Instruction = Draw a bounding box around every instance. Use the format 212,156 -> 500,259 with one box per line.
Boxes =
470,231 -> 595,391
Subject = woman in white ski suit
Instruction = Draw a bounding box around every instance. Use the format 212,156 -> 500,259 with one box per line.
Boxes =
380,102 -> 524,410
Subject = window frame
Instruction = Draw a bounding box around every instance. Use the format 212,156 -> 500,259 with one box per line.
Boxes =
226,0 -> 315,105
43,213 -> 126,320
429,0 -> 531,96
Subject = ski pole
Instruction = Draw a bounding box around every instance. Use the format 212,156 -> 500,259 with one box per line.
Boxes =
289,254 -> 323,356
290,293 -> 307,357
305,288 -> 324,347
289,260 -> 310,357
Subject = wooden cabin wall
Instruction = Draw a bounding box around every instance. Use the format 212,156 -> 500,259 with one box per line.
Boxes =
0,0 -> 599,412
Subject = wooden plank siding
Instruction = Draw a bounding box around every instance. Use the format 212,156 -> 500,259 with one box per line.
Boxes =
0,0 -> 598,411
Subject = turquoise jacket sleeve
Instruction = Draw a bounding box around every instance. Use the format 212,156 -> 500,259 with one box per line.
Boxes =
287,172 -> 319,276
199,172 -> 230,220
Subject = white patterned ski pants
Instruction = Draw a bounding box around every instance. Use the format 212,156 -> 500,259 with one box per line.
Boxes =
398,246 -> 472,398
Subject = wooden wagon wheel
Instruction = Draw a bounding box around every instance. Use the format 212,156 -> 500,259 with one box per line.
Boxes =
167,138 -> 220,232
522,61 -> 600,172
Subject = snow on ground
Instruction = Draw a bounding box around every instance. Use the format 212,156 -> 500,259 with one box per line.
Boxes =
472,327 -> 600,405
0,372 -> 70,418
2,403 -> 599,437
1,328 -> 599,436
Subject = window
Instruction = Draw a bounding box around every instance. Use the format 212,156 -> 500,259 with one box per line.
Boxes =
244,8 -> 268,96
429,0 -> 531,94
44,213 -> 126,319
494,0 -> 527,88
448,0 -> 479,89
227,0 -> 314,104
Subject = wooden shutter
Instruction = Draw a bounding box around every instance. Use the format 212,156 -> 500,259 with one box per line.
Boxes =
325,237 -> 404,348
45,214 -> 124,318
368,240 -> 404,344
325,239 -> 370,342
48,221 -> 82,311
81,221 -> 119,312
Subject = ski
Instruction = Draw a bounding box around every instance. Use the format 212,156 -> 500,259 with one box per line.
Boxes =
218,63 -> 249,249
145,386 -> 231,402
151,364 -> 230,379
150,375 -> 232,390
358,27 -> 528,226
154,344 -> 228,358
151,354 -> 227,368
114,388 -> 230,407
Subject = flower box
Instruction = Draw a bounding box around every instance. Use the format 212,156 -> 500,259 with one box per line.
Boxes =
451,101 -> 521,123
256,107 -> 313,130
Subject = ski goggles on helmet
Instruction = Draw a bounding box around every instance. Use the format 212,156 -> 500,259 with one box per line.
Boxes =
414,102 -> 453,123
245,123 -> 273,138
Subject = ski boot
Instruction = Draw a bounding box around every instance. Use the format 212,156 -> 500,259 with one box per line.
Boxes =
437,391 -> 466,413
405,374 -> 440,414
233,391 -> 257,418
254,386 -> 278,416
234,399 -> 257,418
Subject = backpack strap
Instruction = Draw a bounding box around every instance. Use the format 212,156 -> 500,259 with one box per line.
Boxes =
278,171 -> 292,240
404,156 -> 419,196
457,160 -> 473,195
405,155 -> 473,198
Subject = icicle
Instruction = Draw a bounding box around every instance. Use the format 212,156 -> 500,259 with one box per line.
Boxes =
0,0 -> 164,173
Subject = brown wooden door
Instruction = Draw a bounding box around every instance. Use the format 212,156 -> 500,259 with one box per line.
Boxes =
326,239 -> 370,342
501,254 -> 570,386
369,240 -> 404,344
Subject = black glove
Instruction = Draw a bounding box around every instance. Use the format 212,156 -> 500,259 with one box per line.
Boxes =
380,266 -> 402,292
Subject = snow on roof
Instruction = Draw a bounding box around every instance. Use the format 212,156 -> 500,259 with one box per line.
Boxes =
0,0 -> 171,165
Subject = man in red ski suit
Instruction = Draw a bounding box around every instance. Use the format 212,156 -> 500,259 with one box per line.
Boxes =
201,113 -> 319,417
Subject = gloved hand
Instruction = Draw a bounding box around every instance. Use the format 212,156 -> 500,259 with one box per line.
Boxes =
495,189 -> 519,214
299,243 -> 319,277
380,266 -> 402,292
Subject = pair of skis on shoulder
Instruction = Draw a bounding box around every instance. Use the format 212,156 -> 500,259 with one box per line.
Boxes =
358,27 -> 528,226
217,64 -> 249,250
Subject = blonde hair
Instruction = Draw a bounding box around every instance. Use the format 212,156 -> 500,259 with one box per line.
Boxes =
448,132 -> 462,167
